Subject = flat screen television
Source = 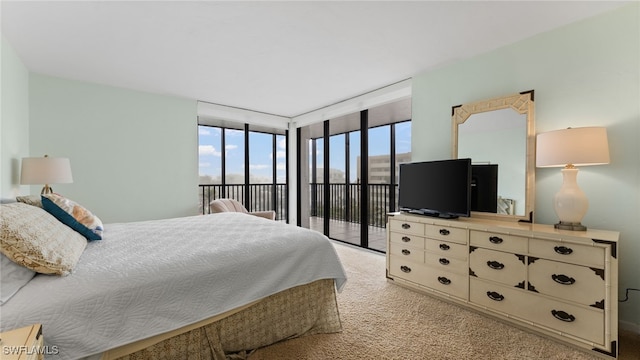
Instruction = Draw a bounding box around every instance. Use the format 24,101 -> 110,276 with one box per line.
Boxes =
398,158 -> 472,219
471,164 -> 498,213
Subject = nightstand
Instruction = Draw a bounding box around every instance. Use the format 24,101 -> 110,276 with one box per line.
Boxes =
0,324 -> 44,360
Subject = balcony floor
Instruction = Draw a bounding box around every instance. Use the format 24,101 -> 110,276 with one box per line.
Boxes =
309,216 -> 387,252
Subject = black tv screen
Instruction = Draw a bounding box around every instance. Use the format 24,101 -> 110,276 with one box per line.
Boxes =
398,158 -> 472,219
471,164 -> 498,213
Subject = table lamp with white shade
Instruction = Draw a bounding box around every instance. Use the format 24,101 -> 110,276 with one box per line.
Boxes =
20,155 -> 73,194
536,127 -> 610,231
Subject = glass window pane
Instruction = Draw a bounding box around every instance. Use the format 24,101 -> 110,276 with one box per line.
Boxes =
198,125 -> 222,214
395,121 -> 412,211
350,131 -> 361,185
248,131 -> 273,213
198,125 -> 222,183
275,134 -> 287,220
329,134 -> 348,242
224,128 -> 245,202
368,125 -> 391,252
249,132 -> 273,184
310,138 -> 324,233
276,135 -> 286,184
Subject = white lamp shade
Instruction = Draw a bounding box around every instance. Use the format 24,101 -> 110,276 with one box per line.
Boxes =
536,127 -> 610,168
20,157 -> 73,185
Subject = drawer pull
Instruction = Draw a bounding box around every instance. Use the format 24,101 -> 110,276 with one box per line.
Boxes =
554,246 -> 573,255
400,265 -> 411,273
439,258 -> 450,265
439,243 -> 450,251
439,229 -> 450,236
489,236 -> 503,244
401,249 -> 411,256
437,276 -> 451,285
552,274 -> 576,285
487,261 -> 505,270
551,310 -> 575,323
402,236 -> 411,242
402,223 -> 411,229
486,291 -> 505,301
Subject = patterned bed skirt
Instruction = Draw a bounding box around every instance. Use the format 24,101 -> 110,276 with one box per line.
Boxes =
102,279 -> 341,360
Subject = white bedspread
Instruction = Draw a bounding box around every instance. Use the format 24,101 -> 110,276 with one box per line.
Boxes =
0,213 -> 347,359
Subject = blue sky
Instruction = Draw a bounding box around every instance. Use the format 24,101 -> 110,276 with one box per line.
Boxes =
199,121 -> 410,183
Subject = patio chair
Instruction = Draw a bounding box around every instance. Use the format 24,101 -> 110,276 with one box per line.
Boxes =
209,198 -> 276,220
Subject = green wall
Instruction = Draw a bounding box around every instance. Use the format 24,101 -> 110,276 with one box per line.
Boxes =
28,74 -> 199,223
412,4 -> 639,328
0,36 -> 30,198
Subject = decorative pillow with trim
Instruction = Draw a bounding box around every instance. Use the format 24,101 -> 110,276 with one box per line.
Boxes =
41,194 -> 103,241
0,202 -> 87,276
16,195 -> 43,208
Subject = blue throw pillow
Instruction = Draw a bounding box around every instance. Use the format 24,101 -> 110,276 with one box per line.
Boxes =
41,194 -> 103,241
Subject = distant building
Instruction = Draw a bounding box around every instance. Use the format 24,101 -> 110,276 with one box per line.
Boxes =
357,152 -> 411,184
310,168 -> 346,183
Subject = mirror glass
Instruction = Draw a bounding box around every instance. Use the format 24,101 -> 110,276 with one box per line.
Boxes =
452,91 -> 535,222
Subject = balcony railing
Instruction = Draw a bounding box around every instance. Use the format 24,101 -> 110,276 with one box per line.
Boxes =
199,183 -> 288,221
310,183 -> 398,228
199,183 -> 398,228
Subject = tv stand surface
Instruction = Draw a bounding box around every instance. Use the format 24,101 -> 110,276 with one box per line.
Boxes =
404,209 -> 459,219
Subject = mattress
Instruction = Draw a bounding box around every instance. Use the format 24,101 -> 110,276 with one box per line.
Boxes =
0,213 -> 347,360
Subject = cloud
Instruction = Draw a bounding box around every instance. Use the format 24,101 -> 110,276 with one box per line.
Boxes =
270,151 -> 287,160
225,144 -> 238,150
198,128 -> 211,135
250,164 -> 269,170
226,129 -> 243,137
199,162 -> 211,168
278,138 -> 286,149
199,145 -> 221,157
276,162 -> 286,171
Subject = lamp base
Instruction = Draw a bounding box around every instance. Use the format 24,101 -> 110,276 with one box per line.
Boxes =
554,221 -> 587,231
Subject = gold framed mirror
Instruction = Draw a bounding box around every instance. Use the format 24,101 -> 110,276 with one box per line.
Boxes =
452,90 -> 535,222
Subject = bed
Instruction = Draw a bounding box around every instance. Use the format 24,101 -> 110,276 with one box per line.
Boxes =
0,200 -> 347,360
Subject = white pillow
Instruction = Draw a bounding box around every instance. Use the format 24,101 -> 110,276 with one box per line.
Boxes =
0,253 -> 36,304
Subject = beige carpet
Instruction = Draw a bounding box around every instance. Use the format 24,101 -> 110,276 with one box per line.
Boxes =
251,241 -> 640,360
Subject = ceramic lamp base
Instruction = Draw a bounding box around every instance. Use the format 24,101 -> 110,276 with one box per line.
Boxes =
554,221 -> 587,231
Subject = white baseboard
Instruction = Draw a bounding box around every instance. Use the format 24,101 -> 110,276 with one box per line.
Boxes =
619,320 -> 640,334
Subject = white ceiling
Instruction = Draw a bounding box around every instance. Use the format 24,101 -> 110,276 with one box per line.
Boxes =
1,1 -> 628,118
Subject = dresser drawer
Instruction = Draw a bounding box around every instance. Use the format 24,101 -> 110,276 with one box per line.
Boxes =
470,278 -> 529,321
528,258 -> 605,308
389,242 -> 424,264
529,238 -> 605,268
389,219 -> 424,235
389,256 -> 468,299
470,278 -> 604,345
469,247 -> 526,287
424,239 -> 467,260
424,251 -> 467,275
389,232 -> 425,248
470,230 -> 528,253
425,224 -> 467,244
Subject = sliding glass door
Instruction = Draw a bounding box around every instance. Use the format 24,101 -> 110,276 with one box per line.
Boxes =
301,98 -> 411,252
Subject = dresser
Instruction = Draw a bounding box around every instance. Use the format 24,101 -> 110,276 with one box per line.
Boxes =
0,324 -> 44,360
386,212 -> 619,358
